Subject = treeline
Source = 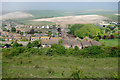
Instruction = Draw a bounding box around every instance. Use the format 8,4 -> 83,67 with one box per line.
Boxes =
2,43 -> 118,58
68,24 -> 119,40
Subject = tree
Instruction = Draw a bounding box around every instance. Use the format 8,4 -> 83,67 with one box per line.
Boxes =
58,24 -> 61,27
74,46 -> 79,51
11,27 -> 16,32
58,39 -> 63,44
110,35 -> 114,39
57,28 -> 61,33
29,29 -> 34,34
74,24 -> 100,39
47,31 -> 52,37
53,24 -> 56,28
69,24 -> 84,35
103,35 -> 107,39
4,44 -> 11,48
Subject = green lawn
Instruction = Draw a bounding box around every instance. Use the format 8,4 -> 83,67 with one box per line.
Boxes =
2,55 -> 118,78
99,39 -> 118,47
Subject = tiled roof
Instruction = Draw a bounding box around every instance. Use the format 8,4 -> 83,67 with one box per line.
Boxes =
90,41 -> 101,46
41,38 -> 58,45
81,40 -> 92,47
62,39 -> 82,46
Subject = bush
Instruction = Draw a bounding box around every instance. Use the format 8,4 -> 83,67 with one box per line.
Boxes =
26,42 -> 32,48
51,44 -> 66,55
45,48 -> 56,56
71,69 -> 87,78
47,68 -> 55,75
4,44 -> 11,48
12,42 -> 23,48
2,47 -> 25,57
83,45 -> 102,55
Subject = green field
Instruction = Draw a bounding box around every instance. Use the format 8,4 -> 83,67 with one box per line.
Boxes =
99,39 -> 118,47
2,55 -> 118,78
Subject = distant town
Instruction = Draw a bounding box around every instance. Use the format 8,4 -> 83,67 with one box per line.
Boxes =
0,19 -> 118,49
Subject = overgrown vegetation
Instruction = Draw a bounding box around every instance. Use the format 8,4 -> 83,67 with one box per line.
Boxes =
69,23 -> 119,40
2,42 -> 118,58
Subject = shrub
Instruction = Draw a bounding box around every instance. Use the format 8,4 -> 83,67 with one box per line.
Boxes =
71,69 -> 85,78
83,45 -> 102,55
26,42 -> 33,48
47,68 -> 55,75
12,42 -> 23,48
45,48 -> 56,56
74,46 -> 79,51
4,44 -> 11,48
51,44 -> 66,55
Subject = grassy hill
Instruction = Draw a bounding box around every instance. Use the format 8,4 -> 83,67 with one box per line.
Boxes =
2,55 -> 118,78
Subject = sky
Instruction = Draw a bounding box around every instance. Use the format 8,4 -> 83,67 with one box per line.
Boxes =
2,2 -> 118,12
1,0 -> 120,2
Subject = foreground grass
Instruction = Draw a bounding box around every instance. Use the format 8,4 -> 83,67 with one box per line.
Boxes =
99,39 -> 118,47
0,48 -> 2,79
2,55 -> 118,78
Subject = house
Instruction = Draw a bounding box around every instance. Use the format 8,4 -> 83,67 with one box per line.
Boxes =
31,37 -> 40,41
50,37 -> 62,40
41,38 -> 59,47
13,34 -> 21,37
8,33 -> 14,37
83,37 -> 93,41
27,34 -> 32,37
1,37 -> 5,41
34,33 -> 41,37
46,25 -> 49,29
99,21 -> 110,27
41,26 -> 45,28
22,37 -> 31,41
90,41 -> 101,46
13,37 -> 22,41
81,40 -> 92,48
1,31 -> 9,36
30,26 -> 33,28
62,39 -> 82,49
75,37 -> 82,41
41,36 -> 50,40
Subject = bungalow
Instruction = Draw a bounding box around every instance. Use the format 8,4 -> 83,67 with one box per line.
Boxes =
30,26 -> 33,28
27,34 -> 32,37
8,37 -> 13,41
46,25 -> 50,29
31,37 -> 40,41
62,39 -> 82,49
90,41 -> 101,46
1,31 -> 9,36
13,34 -> 21,37
41,26 -> 45,28
81,40 -> 92,48
75,37 -> 82,41
83,37 -> 93,41
41,36 -> 50,40
13,37 -> 22,41
41,38 -> 58,47
34,33 -> 41,37
22,37 -> 31,41
1,37 -> 5,41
